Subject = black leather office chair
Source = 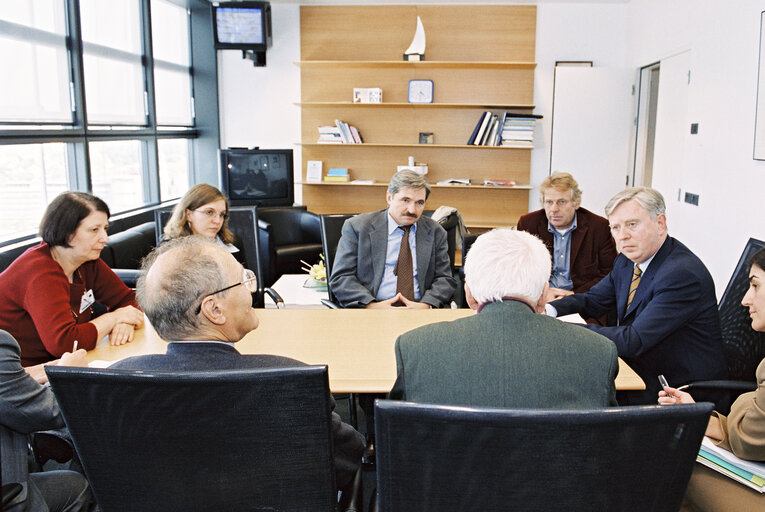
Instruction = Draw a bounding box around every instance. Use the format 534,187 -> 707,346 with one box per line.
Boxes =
682,237 -> 765,413
375,400 -> 713,512
455,233 -> 481,308
154,206 -> 280,308
46,365 -> 339,512
319,213 -> 355,309
257,206 -> 323,287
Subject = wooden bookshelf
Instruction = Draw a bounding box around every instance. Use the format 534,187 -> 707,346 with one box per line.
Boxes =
299,4 -> 537,228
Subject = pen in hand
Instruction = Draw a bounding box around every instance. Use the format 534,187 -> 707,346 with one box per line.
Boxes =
72,340 -> 78,352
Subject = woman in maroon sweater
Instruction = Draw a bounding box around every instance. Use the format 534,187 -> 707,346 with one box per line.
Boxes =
0,192 -> 143,366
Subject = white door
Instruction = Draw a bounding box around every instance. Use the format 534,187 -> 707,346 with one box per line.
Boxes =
648,50 -> 691,220
549,66 -> 634,215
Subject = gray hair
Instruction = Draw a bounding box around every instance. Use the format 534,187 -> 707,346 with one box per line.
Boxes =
538,172 -> 582,205
388,169 -> 431,199
604,187 -> 666,219
464,228 -> 551,305
137,236 -> 227,340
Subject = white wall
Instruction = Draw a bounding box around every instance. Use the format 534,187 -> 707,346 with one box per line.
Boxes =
625,0 -> 765,294
217,1 -> 765,293
217,3 -> 302,200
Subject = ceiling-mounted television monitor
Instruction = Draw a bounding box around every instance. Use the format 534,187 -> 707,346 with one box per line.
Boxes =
213,1 -> 272,51
220,148 -> 294,207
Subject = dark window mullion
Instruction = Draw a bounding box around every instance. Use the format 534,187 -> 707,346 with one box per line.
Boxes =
141,0 -> 160,204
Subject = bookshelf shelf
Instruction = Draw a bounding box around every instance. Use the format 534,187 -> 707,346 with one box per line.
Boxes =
299,143 -> 533,150
297,102 -> 536,110
295,60 -> 536,70
299,4 -> 537,228
298,181 -> 533,191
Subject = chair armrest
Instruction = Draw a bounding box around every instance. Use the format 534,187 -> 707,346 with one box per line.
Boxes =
264,287 -> 284,309
321,298 -> 340,309
112,268 -> 141,288
682,380 -> 757,393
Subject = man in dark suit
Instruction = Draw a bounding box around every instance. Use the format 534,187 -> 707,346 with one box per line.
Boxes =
516,172 -> 617,302
0,330 -> 93,512
389,228 -> 619,408
549,187 -> 727,405
109,237 -> 364,490
331,169 -> 456,308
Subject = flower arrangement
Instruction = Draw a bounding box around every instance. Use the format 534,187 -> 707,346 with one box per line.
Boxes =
301,254 -> 327,288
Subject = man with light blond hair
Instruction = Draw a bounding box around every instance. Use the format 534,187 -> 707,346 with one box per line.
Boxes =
517,172 -> 616,302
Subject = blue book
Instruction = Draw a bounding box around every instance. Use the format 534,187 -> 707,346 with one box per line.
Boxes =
327,168 -> 349,176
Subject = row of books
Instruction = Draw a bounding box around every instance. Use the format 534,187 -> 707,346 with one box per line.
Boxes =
323,168 -> 350,182
467,111 -> 540,147
317,120 -> 363,144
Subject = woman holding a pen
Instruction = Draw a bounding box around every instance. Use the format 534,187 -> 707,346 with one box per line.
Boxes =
0,192 -> 143,367
659,246 -> 765,510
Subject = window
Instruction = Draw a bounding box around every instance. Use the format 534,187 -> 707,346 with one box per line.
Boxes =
0,143 -> 68,240
0,0 -> 208,246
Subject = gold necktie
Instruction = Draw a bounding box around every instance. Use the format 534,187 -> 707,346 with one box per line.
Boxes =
395,225 -> 415,300
626,265 -> 642,310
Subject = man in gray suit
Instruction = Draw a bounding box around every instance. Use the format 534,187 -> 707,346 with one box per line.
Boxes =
389,228 -> 619,408
330,170 -> 456,308
0,330 -> 93,512
109,237 -> 364,490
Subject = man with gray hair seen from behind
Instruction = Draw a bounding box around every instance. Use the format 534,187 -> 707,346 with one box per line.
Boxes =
548,187 -> 727,406
389,228 -> 618,408
109,236 -> 364,489
330,169 -> 456,309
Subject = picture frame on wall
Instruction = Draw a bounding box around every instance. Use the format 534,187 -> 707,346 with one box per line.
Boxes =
753,11 -> 765,160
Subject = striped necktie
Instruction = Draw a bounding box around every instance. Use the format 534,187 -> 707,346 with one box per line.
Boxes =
395,225 -> 415,300
626,265 -> 642,310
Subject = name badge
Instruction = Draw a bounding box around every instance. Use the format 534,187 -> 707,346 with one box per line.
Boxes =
79,289 -> 95,314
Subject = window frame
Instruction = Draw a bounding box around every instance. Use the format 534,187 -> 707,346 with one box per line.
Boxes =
0,0 -> 215,248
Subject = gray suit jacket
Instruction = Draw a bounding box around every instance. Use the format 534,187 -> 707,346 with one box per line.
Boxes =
111,341 -> 364,489
330,209 -> 456,308
0,330 -> 65,510
389,300 -> 619,408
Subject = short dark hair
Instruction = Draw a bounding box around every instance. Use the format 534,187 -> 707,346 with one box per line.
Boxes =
749,247 -> 765,272
39,192 -> 110,248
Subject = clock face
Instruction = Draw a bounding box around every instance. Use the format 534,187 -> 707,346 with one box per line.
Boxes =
408,79 -> 434,103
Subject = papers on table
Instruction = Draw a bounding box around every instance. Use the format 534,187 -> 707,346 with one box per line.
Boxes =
88,360 -> 113,368
697,437 -> 765,492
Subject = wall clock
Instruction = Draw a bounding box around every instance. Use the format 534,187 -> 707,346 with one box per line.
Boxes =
408,79 -> 434,103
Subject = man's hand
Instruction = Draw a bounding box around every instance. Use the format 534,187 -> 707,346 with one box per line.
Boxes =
58,349 -> 89,367
24,363 -> 50,385
396,294 -> 431,309
365,296 -> 402,309
546,287 -> 574,303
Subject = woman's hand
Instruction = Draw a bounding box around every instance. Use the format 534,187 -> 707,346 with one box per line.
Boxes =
109,322 -> 135,346
658,386 -> 696,405
112,305 -> 144,328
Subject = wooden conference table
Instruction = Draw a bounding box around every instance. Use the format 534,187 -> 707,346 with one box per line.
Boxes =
88,309 -> 645,393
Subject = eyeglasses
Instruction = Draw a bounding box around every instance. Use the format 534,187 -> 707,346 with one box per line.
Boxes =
193,208 -> 228,220
195,268 -> 258,314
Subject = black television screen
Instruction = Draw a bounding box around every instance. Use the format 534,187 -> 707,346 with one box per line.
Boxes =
213,2 -> 272,51
220,148 -> 294,207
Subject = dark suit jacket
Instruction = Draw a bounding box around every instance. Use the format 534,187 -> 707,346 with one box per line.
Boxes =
552,236 -> 727,401
0,330 -> 65,511
516,207 -> 617,293
389,300 -> 619,408
110,341 -> 364,489
330,209 -> 457,308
